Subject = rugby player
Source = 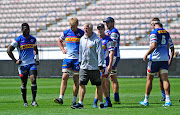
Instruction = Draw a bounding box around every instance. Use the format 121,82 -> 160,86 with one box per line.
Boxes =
7,23 -> 39,107
54,17 -> 84,107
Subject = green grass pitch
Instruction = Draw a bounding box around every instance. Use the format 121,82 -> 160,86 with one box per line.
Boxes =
0,78 -> 179,115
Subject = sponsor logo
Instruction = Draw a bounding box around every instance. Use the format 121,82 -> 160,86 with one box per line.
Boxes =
147,69 -> 151,73
66,38 -> 80,42
158,30 -> 167,34
63,64 -> 67,66
20,44 -> 34,50
102,45 -> 106,49
22,70 -> 27,73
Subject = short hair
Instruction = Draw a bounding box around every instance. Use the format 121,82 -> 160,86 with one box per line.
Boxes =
151,17 -> 160,24
97,23 -> 105,29
69,17 -> 78,26
152,17 -> 160,22
159,23 -> 163,28
22,23 -> 29,28
84,22 -> 93,29
151,17 -> 161,26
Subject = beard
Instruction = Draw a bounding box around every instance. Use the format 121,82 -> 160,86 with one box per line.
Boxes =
23,31 -> 29,37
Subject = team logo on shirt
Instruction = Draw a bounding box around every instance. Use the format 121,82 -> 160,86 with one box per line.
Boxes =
102,40 -> 106,44
76,66 -> 80,70
77,33 -> 81,37
30,39 -> 34,42
67,33 -> 71,35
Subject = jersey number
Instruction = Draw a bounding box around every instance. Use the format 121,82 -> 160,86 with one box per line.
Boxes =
161,35 -> 166,45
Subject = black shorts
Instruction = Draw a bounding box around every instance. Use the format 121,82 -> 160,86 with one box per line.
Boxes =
79,69 -> 101,86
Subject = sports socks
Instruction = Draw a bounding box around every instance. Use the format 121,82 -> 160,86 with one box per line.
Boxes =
59,95 -> 64,100
105,97 -> 111,104
72,96 -> 77,103
31,84 -> 37,102
161,90 -> 165,98
93,98 -> 99,104
21,86 -> 27,103
79,101 -> 83,105
144,94 -> 149,103
114,93 -> 119,102
165,95 -> 170,103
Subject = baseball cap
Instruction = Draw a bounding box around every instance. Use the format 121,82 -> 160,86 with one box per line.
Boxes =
103,17 -> 114,23
97,23 -> 105,29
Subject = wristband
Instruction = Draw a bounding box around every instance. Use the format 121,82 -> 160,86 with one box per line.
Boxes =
35,54 -> 39,61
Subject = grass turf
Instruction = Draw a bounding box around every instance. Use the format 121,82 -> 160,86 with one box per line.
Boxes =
0,78 -> 179,115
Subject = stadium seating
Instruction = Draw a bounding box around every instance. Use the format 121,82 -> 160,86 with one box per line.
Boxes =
0,0 -> 180,47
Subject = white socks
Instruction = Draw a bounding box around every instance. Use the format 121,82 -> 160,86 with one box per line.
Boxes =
144,94 -> 149,103
59,95 -> 77,103
59,95 -> 63,100
79,101 -> 83,105
165,95 -> 170,103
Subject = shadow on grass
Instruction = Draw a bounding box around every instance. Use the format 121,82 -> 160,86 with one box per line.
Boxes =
0,101 -> 18,103
52,104 -> 72,107
112,105 -> 151,108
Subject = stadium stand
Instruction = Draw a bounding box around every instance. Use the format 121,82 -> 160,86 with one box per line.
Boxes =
0,0 -> 180,48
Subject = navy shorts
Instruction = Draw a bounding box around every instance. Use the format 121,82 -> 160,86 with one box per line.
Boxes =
112,57 -> 120,70
62,59 -> 80,71
18,64 -> 37,77
147,61 -> 168,73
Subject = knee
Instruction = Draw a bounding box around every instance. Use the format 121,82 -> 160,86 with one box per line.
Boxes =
110,77 -> 118,83
161,76 -> 168,81
30,75 -> 36,84
73,76 -> 79,82
110,76 -> 113,82
147,75 -> 154,81
80,85 -> 85,91
32,78 -> 36,84
73,78 -> 79,86
62,75 -> 69,81
21,83 -> 26,87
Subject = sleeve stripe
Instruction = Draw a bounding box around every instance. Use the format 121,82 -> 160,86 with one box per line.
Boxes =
151,39 -> 157,41
150,34 -> 156,36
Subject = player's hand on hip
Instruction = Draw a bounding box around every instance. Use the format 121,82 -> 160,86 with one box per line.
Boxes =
143,55 -> 147,61
168,61 -> 171,68
105,33 -> 109,36
62,48 -> 67,54
99,69 -> 104,73
16,59 -> 22,65
107,65 -> 112,73
36,60 -> 40,65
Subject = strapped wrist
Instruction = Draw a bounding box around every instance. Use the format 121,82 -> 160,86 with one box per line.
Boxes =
35,54 -> 39,61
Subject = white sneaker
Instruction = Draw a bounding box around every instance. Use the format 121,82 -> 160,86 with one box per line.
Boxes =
31,101 -> 38,106
162,102 -> 172,107
140,100 -> 149,106
24,103 -> 28,107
